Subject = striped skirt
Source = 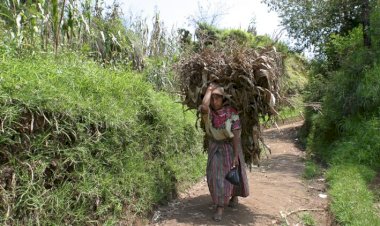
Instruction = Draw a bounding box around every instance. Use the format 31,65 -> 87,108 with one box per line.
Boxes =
206,139 -> 249,206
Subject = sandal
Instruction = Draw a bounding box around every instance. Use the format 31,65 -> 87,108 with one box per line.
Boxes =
213,206 -> 223,222
228,196 -> 238,208
213,212 -> 222,222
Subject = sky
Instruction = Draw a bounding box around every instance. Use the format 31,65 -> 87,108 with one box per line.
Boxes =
108,0 -> 285,40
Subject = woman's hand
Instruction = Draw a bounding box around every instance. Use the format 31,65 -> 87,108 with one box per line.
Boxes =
207,83 -> 217,92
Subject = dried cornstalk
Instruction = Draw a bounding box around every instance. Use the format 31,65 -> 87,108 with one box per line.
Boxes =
175,44 -> 284,166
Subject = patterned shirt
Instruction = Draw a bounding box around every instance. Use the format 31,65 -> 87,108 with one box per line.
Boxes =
202,106 -> 241,141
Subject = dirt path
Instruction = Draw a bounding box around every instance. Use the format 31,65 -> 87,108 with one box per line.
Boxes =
150,121 -> 331,226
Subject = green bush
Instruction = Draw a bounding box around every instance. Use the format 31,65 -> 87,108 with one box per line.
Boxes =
304,70 -> 380,222
302,4 -> 380,226
282,55 -> 309,96
143,57 -> 175,92
329,117 -> 380,169
0,51 -> 206,224
306,54 -> 380,159
356,63 -> 380,114
221,29 -> 254,45
324,27 -> 363,69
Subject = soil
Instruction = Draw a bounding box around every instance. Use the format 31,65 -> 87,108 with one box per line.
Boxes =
148,121 -> 332,226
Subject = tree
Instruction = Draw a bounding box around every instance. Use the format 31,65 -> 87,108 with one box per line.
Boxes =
178,28 -> 192,49
362,0 -> 371,47
261,0 -> 375,51
247,15 -> 257,36
194,23 -> 221,50
187,0 -> 229,28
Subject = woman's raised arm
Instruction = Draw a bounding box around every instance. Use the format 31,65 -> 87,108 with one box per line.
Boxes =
200,83 -> 216,114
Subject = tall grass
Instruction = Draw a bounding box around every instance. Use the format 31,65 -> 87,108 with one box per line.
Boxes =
304,26 -> 380,224
0,50 -> 206,224
275,54 -> 308,122
327,164 -> 380,226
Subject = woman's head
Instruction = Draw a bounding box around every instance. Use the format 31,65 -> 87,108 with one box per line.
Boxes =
211,87 -> 225,110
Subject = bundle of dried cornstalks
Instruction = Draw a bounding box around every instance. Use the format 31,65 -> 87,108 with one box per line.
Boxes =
175,45 -> 284,166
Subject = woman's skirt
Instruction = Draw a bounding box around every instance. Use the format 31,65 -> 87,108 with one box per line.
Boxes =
206,139 -> 249,206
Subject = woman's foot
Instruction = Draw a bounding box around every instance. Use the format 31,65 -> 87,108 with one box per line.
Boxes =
213,206 -> 223,222
228,196 -> 238,208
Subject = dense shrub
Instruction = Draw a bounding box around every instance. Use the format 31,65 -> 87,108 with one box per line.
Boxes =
0,51 -> 206,224
307,61 -> 380,161
304,10 -> 380,225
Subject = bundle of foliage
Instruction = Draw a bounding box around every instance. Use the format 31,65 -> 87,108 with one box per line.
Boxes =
0,51 -> 205,224
176,43 -> 284,166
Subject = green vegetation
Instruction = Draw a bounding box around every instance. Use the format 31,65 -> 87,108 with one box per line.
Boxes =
263,0 -> 373,51
278,55 -> 309,120
303,161 -> 321,180
0,0 -> 314,224
282,56 -> 308,97
0,51 -> 206,224
300,213 -> 316,226
327,165 -> 380,226
264,0 -> 380,224
297,2 -> 380,225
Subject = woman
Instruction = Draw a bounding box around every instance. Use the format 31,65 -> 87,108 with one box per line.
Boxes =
199,83 -> 249,222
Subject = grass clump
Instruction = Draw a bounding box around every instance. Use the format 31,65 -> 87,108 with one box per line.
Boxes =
303,161 -> 321,180
307,115 -> 380,225
300,213 -> 316,226
0,51 -> 206,225
326,164 -> 380,226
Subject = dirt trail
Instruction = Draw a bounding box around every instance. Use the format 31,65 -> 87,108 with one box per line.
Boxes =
150,121 -> 331,226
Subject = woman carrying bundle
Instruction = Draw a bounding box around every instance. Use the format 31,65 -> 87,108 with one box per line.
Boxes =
199,83 -> 250,222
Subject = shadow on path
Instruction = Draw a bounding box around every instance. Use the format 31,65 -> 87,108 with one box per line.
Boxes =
258,154 -> 305,177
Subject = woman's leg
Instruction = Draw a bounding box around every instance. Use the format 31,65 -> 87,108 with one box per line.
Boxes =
228,195 -> 238,207
213,205 -> 224,221
206,144 -> 233,207
207,142 -> 234,221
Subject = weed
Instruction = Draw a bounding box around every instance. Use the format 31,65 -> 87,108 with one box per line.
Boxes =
300,213 -> 316,226
303,161 -> 321,179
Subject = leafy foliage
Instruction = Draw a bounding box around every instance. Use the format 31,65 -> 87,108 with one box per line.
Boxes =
298,2 -> 380,224
262,0 -> 375,51
0,1 -> 177,70
155,1 -> 380,221
329,117 -> 380,169
0,52 -> 205,224
324,27 -> 364,70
